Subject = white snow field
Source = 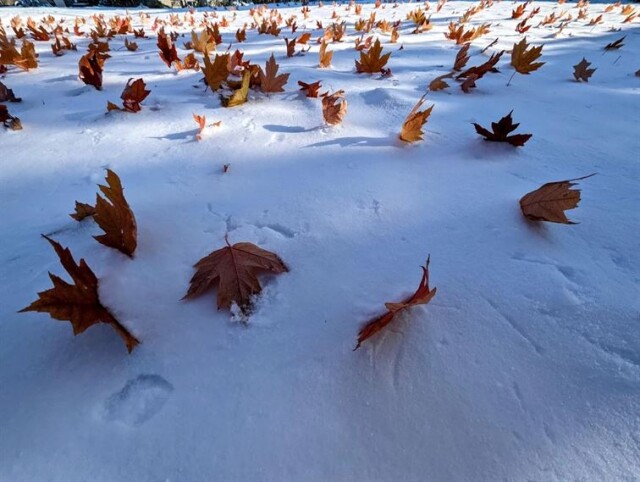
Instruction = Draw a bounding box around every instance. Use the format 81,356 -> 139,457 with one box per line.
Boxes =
1,1 -> 639,481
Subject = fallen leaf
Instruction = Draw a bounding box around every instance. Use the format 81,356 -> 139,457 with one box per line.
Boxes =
355,38 -> 391,73
322,89 -> 348,125
221,69 -> 251,107
259,53 -> 289,93
183,237 -> 288,314
399,95 -> 434,142
519,174 -> 595,223
511,37 -> 544,75
604,36 -> 625,51
124,38 -> 138,51
107,78 -> 150,113
157,28 -> 180,68
573,58 -> 596,82
0,81 -> 21,102
79,49 -> 108,90
90,169 -> 137,257
19,235 -> 140,353
473,110 -> 532,147
319,40 -> 333,68
298,79 -> 322,97
453,43 -> 470,71
203,52 -> 229,91
355,257 -> 436,350
70,201 -> 96,221
0,104 -> 22,130
429,73 -> 453,91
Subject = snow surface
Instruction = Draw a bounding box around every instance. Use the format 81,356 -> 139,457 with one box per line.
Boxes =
1,2 -> 639,481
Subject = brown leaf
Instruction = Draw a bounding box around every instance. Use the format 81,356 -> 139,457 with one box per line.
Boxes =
183,237 -> 288,314
92,169 -> 137,257
519,174 -> 595,224
399,95 -> 434,142
108,78 -> 150,113
124,38 -> 138,52
322,89 -> 348,125
355,38 -> 391,73
19,235 -> 140,353
318,41 -> 333,68
573,58 -> 596,82
70,201 -> 96,221
473,110 -> 532,147
0,81 -> 21,102
511,37 -> 544,75
457,50 -> 503,82
203,52 -> 229,91
460,73 -> 479,93
298,79 -> 322,98
604,36 -> 625,51
79,50 -> 108,90
259,54 -> 289,93
157,28 -> 180,68
429,73 -> 453,91
0,104 -> 22,130
284,37 -> 296,57
453,43 -> 470,71
355,257 -> 436,350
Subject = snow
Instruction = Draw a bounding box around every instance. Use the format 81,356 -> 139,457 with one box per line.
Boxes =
1,1 -> 639,480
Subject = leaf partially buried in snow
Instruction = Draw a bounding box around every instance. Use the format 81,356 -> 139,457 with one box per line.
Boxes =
519,174 -> 595,224
183,237 -> 288,315
399,95 -> 434,142
355,257 -> 437,350
19,235 -> 140,353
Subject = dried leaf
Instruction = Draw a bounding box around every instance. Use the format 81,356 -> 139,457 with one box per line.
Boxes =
511,37 -> 544,75
203,52 -> 230,91
0,81 -> 21,102
259,54 -> 289,93
19,236 -> 140,353
70,201 -> 96,221
519,174 -> 595,223
124,38 -> 138,52
322,89 -> 348,125
107,78 -> 150,113
355,38 -> 391,73
319,41 -> 333,68
298,79 -> 322,98
157,28 -> 180,68
453,43 -> 470,71
183,237 -> 288,314
0,104 -> 22,130
573,58 -> 596,82
399,95 -> 434,142
355,257 -> 436,350
79,50 -> 108,90
429,73 -> 452,91
604,36 -> 625,51
221,69 -> 251,107
92,169 -> 137,257
473,110 -> 532,147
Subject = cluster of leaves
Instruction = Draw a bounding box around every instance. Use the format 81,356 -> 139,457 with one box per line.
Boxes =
0,26 -> 38,71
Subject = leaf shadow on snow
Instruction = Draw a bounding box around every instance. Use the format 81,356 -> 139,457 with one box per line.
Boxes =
263,124 -> 318,134
148,129 -> 198,142
304,134 -> 400,149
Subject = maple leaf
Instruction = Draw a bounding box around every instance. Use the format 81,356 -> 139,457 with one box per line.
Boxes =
124,38 -> 138,52
80,169 -> 137,257
355,38 -> 391,73
428,73 -> 452,91
573,58 -> 596,82
473,111 -> 532,147
0,104 -> 22,130
0,38 -> 38,71
79,50 -> 108,90
221,69 -> 251,108
322,89 -> 348,125
70,201 -> 96,221
318,41 -> 333,68
190,29 -> 216,53
183,237 -> 288,314
510,37 -> 544,79
157,28 -> 180,68
107,78 -> 150,114
399,95 -> 434,142
298,79 -> 322,98
453,43 -> 470,71
236,27 -> 247,43
203,52 -> 230,91
285,37 -> 296,57
193,113 -> 221,141
19,235 -> 140,353
355,257 -> 436,350
259,54 -> 289,93
176,52 -> 200,72
456,51 -> 503,82
297,32 -> 312,44
604,36 -> 625,51
0,81 -> 21,102
519,174 -> 595,224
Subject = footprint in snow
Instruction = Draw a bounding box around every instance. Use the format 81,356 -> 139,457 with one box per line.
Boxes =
103,374 -> 173,427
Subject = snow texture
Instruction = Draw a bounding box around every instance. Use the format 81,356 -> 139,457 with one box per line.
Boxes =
1,1 -> 639,481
